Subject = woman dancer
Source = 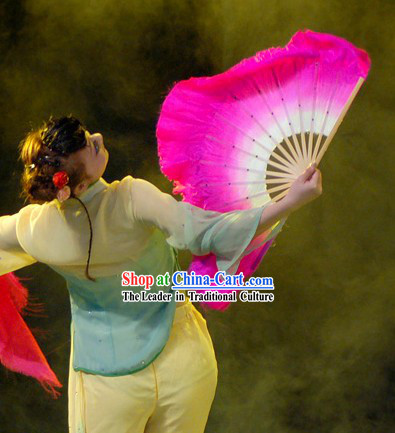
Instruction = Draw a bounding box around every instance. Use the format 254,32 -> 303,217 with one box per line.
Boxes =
1,115 -> 321,433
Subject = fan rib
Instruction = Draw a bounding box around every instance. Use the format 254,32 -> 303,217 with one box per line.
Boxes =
206,132 -> 270,156
224,184 -> 290,207
226,93 -> 298,173
267,183 -> 293,194
207,134 -> 268,158
312,72 -> 340,162
272,67 -> 305,173
266,178 -> 296,184
200,180 -> 267,188
206,134 -> 297,175
261,92 -> 301,174
316,76 -> 365,165
308,62 -> 319,164
266,159 -> 296,175
265,170 -> 297,179
250,76 -> 300,171
199,159 -> 266,175
296,58 -> 309,166
214,109 -> 299,175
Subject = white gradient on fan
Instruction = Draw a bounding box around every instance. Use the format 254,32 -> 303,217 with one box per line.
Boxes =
230,161 -> 270,209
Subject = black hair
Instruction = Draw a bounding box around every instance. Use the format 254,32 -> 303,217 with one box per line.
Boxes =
19,114 -> 96,282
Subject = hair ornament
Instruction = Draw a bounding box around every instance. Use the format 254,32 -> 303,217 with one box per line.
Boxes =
36,155 -> 61,168
52,171 -> 69,189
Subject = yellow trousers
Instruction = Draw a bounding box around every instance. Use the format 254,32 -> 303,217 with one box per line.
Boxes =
68,299 -> 218,433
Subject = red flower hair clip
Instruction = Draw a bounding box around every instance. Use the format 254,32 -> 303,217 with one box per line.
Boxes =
52,171 -> 69,189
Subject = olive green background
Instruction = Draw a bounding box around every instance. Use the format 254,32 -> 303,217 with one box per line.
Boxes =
0,0 -> 393,432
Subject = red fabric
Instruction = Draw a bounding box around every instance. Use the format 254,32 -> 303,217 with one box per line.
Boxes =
0,273 -> 62,398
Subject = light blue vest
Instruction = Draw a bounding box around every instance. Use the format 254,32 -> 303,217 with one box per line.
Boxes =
48,229 -> 182,376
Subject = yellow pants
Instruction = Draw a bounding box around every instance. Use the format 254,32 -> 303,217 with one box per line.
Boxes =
68,299 -> 218,433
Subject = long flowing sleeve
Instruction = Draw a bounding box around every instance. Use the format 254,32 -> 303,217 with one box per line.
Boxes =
128,177 -> 286,273
0,213 -> 37,276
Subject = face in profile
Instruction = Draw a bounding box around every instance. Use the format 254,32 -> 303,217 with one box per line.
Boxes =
63,130 -> 109,199
83,130 -> 109,183
75,130 -> 109,180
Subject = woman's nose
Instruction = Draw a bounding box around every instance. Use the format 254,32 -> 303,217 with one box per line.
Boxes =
92,133 -> 103,145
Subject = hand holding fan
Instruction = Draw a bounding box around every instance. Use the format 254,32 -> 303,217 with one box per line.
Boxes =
156,30 -> 371,309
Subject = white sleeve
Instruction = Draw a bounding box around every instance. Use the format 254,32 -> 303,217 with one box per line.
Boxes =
0,213 -> 37,276
128,177 -> 286,273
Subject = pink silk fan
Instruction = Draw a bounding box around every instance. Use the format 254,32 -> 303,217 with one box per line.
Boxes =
156,29 -> 371,310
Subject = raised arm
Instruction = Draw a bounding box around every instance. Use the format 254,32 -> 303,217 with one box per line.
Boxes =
128,176 -> 288,273
0,212 -> 37,275
255,163 -> 322,238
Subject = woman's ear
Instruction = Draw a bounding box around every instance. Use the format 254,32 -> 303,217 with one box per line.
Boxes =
56,185 -> 71,202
